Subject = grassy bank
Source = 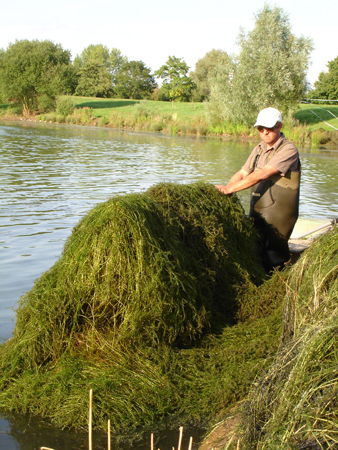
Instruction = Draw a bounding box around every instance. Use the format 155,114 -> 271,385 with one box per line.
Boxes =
34,97 -> 255,139
1,97 -> 338,147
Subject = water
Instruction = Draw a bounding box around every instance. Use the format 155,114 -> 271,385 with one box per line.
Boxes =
0,120 -> 337,449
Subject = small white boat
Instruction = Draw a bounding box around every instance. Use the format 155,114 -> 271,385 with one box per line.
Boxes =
289,217 -> 337,255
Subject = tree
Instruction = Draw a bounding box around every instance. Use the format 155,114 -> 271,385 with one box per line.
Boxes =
0,40 -> 76,114
308,56 -> 338,100
74,45 -> 128,97
190,49 -> 230,101
208,4 -> 313,124
155,56 -> 196,102
110,48 -> 129,96
114,60 -> 157,99
73,44 -> 111,69
74,44 -> 113,97
75,61 -> 113,97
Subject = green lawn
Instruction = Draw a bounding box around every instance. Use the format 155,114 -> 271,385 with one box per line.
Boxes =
2,96 -> 338,134
294,103 -> 338,131
73,97 -> 207,122
73,97 -> 338,131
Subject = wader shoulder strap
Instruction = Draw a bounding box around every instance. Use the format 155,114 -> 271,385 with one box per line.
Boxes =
249,146 -> 264,171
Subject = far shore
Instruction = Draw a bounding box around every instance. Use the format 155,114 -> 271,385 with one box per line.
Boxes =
1,97 -> 338,149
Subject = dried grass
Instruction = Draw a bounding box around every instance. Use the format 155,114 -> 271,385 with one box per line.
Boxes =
242,228 -> 338,450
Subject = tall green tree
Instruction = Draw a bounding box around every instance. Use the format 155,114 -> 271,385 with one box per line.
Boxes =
155,56 -> 196,102
114,60 -> 157,99
208,4 -> 313,124
308,56 -> 338,100
0,40 -> 75,114
110,48 -> 128,96
74,44 -> 112,97
75,61 -> 113,97
74,45 -> 128,97
190,49 -> 230,101
73,44 -> 111,69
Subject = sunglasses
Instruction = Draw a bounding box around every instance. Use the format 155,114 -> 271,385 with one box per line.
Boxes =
257,125 -> 278,133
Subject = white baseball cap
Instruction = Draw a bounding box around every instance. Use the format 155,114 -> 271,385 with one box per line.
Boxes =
254,107 -> 282,128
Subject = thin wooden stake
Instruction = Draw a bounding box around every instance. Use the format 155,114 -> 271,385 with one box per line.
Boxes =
237,439 -> 240,450
108,419 -> 111,450
89,389 -> 93,450
178,427 -> 183,450
188,437 -> 193,450
151,433 -> 154,450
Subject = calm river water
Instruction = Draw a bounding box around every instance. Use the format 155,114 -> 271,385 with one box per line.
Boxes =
0,120 -> 337,449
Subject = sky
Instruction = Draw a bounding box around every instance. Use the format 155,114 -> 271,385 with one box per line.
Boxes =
1,0 -> 337,87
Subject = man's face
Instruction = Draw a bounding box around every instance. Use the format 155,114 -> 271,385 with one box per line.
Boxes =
257,123 -> 282,148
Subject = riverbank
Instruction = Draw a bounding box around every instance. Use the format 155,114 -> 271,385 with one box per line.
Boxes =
1,97 -> 338,148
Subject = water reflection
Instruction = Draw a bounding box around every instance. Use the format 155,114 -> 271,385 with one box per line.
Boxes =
0,412 -> 204,450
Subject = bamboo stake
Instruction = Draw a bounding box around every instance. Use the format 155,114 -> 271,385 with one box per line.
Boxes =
108,419 -> 111,450
89,389 -> 93,450
151,433 -> 154,450
178,427 -> 183,450
188,437 -> 193,450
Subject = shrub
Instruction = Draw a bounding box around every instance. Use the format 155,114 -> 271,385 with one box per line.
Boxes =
38,94 -> 56,113
56,114 -> 65,123
56,96 -> 75,116
98,116 -> 109,127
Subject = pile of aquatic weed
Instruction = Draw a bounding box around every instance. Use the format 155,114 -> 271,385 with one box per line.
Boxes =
242,227 -> 338,450
0,182 -> 284,434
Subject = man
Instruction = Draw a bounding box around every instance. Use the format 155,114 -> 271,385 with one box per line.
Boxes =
215,107 -> 301,272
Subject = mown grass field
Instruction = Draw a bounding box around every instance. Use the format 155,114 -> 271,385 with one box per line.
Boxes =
73,96 -> 338,131
2,96 -> 338,132
294,103 -> 338,131
73,97 -> 207,122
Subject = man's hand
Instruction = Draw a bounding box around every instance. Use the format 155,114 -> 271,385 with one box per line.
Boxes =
215,185 -> 231,195
215,166 -> 280,196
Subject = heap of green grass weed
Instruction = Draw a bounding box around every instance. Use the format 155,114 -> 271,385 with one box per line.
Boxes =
0,182 -> 284,434
242,227 -> 338,450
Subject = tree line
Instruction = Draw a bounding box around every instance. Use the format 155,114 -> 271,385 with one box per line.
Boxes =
0,5 -> 335,122
0,40 -> 200,114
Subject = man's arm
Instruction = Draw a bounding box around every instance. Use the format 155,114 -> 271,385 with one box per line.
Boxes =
215,165 -> 280,195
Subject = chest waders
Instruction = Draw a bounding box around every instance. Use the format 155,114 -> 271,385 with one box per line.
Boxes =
249,142 -> 300,271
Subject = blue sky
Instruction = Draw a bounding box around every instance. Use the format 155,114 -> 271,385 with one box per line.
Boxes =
1,0 -> 336,87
